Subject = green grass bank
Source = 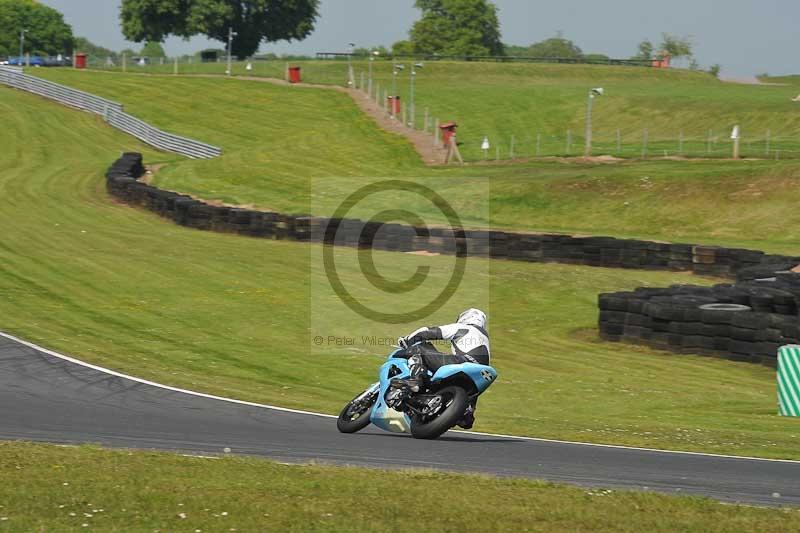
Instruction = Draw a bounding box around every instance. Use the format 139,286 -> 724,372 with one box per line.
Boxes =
0,442 -> 797,531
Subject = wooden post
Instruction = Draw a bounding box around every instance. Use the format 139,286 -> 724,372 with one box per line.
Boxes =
360,71 -> 365,91
433,118 -> 440,147
173,56 -> 178,75
444,135 -> 463,164
423,107 -> 429,133
285,62 -> 289,82
122,53 -> 127,73
732,125 -> 741,159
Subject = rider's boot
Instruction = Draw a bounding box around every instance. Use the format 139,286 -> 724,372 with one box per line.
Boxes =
393,355 -> 428,393
457,404 -> 475,429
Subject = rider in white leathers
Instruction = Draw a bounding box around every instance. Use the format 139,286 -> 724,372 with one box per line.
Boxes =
395,308 -> 490,429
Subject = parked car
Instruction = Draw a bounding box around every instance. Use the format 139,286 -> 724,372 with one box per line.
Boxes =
8,56 -> 45,66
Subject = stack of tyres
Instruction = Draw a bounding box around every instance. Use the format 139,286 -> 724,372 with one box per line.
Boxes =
599,276 -> 800,367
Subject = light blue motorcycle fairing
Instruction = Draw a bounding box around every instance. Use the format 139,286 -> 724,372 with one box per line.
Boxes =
430,363 -> 498,394
369,357 -> 413,433
368,348 -> 498,433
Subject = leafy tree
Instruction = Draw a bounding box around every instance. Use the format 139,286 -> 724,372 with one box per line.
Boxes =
708,64 -> 721,78
120,48 -> 137,57
140,40 -> 166,58
74,36 -> 116,57
0,0 -> 74,57
527,36 -> 583,59
659,33 -> 693,60
584,53 -> 610,63
632,39 -> 654,60
391,40 -> 415,56
407,0 -> 503,56
353,45 -> 390,57
120,0 -> 319,59
503,44 -> 528,56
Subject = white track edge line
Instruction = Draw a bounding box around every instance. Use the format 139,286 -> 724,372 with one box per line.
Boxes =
3,330 -> 799,465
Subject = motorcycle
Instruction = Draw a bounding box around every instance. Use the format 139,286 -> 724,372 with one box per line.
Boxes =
336,344 -> 498,439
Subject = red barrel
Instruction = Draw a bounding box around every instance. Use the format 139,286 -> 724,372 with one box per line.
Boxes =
387,95 -> 401,114
288,66 -> 301,83
75,53 -> 87,69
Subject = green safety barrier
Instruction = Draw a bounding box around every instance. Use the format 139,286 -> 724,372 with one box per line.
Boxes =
778,345 -> 800,416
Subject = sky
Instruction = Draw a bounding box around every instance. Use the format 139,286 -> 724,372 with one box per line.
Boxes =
38,0 -> 798,77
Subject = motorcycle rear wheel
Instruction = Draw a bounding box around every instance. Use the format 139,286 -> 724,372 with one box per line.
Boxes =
336,390 -> 376,433
410,385 -> 468,440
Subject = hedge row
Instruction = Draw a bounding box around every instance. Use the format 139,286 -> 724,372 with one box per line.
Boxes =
107,154 -> 799,281
599,271 -> 800,367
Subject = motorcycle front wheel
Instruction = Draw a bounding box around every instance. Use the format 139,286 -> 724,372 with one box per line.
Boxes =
410,385 -> 468,440
336,389 -> 377,433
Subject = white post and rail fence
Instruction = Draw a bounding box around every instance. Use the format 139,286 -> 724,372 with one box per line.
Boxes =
0,66 -> 221,160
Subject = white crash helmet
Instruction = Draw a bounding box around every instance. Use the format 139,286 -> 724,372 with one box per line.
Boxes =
457,308 -> 487,329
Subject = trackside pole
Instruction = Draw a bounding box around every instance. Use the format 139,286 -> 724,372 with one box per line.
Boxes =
778,345 -> 800,416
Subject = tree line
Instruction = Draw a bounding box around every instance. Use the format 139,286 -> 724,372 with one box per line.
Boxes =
0,0 -> 716,74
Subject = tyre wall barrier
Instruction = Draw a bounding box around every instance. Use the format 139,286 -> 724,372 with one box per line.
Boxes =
0,66 -> 222,159
598,272 -> 800,367
109,153 -> 800,368
107,153 -> 798,278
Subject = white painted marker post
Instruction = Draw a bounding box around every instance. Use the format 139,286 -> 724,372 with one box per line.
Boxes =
731,125 -> 741,159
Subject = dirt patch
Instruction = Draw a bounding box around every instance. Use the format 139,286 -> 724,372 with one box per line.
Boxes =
141,164 -> 166,184
232,75 -> 447,165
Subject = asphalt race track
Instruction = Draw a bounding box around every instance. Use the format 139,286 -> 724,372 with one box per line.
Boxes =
1,333 -> 799,507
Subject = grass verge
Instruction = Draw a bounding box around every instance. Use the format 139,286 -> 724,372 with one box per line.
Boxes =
82,59 -> 800,161
0,442 -> 797,531
1,85 -> 799,459
27,69 -> 800,254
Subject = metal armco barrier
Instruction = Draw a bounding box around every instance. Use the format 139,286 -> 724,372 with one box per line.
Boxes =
778,345 -> 800,416
0,66 -> 221,159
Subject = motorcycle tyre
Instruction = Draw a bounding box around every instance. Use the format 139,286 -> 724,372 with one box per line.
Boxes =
410,385 -> 468,440
336,391 -> 376,434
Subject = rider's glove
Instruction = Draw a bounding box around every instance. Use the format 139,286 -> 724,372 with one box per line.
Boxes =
397,336 -> 409,349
